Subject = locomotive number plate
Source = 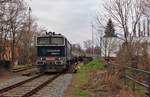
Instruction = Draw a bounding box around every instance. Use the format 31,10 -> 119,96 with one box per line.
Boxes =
46,57 -> 55,61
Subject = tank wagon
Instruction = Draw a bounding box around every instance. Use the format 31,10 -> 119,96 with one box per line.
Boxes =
36,32 -> 72,72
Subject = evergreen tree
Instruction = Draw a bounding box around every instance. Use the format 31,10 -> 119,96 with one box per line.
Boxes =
104,19 -> 116,37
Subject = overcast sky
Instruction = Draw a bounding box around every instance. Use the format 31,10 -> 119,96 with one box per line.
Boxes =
30,0 -> 103,46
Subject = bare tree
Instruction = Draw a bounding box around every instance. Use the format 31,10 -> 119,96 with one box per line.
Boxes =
143,0 -> 150,16
96,0 -> 150,70
84,40 -> 93,56
0,0 -> 38,66
101,37 -> 120,58
0,0 -> 49,70
97,0 -> 145,42
7,0 -> 27,66
72,44 -> 85,57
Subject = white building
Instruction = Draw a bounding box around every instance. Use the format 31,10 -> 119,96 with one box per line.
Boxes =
101,37 -> 150,57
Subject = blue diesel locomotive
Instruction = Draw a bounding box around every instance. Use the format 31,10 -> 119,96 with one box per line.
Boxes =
36,32 -> 72,72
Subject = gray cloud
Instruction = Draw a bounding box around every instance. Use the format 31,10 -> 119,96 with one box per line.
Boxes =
31,0 -> 102,46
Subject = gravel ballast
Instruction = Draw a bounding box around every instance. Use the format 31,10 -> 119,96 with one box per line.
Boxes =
0,75 -> 37,90
32,74 -> 73,97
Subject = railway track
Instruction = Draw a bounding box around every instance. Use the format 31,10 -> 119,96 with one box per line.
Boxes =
0,73 -> 61,97
12,66 -> 36,73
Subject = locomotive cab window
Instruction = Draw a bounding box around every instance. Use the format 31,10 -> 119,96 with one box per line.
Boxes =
37,37 -> 50,45
51,37 -> 64,45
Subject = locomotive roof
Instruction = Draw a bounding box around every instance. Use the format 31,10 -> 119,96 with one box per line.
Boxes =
37,33 -> 71,45
38,34 -> 66,38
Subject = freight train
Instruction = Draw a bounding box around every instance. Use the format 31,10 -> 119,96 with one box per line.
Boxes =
36,32 -> 77,72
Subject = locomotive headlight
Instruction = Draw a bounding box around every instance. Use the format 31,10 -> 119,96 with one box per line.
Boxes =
37,57 -> 46,65
37,57 -> 42,61
37,57 -> 45,61
55,57 -> 65,65
58,57 -> 61,60
38,57 -> 43,61
57,57 -> 63,61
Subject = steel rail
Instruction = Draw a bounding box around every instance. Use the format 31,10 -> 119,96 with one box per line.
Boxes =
0,74 -> 43,94
22,73 -> 61,97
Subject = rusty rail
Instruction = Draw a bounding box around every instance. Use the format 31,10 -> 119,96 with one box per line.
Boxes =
0,74 -> 43,94
0,73 -> 62,97
12,65 -> 35,73
22,73 -> 61,97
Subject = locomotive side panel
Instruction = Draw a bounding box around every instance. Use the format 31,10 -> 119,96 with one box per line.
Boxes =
65,39 -> 72,62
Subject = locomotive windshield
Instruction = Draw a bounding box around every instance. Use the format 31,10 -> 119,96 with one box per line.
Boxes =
37,37 -> 50,45
51,37 -> 64,45
37,37 -> 64,45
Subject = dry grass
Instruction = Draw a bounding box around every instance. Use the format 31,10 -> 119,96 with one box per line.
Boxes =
82,70 -> 135,97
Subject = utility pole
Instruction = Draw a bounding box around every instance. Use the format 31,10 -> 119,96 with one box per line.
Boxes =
147,18 -> 150,37
28,7 -> 31,34
27,7 -> 31,47
100,37 -> 102,58
26,7 -> 31,64
91,23 -> 94,58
